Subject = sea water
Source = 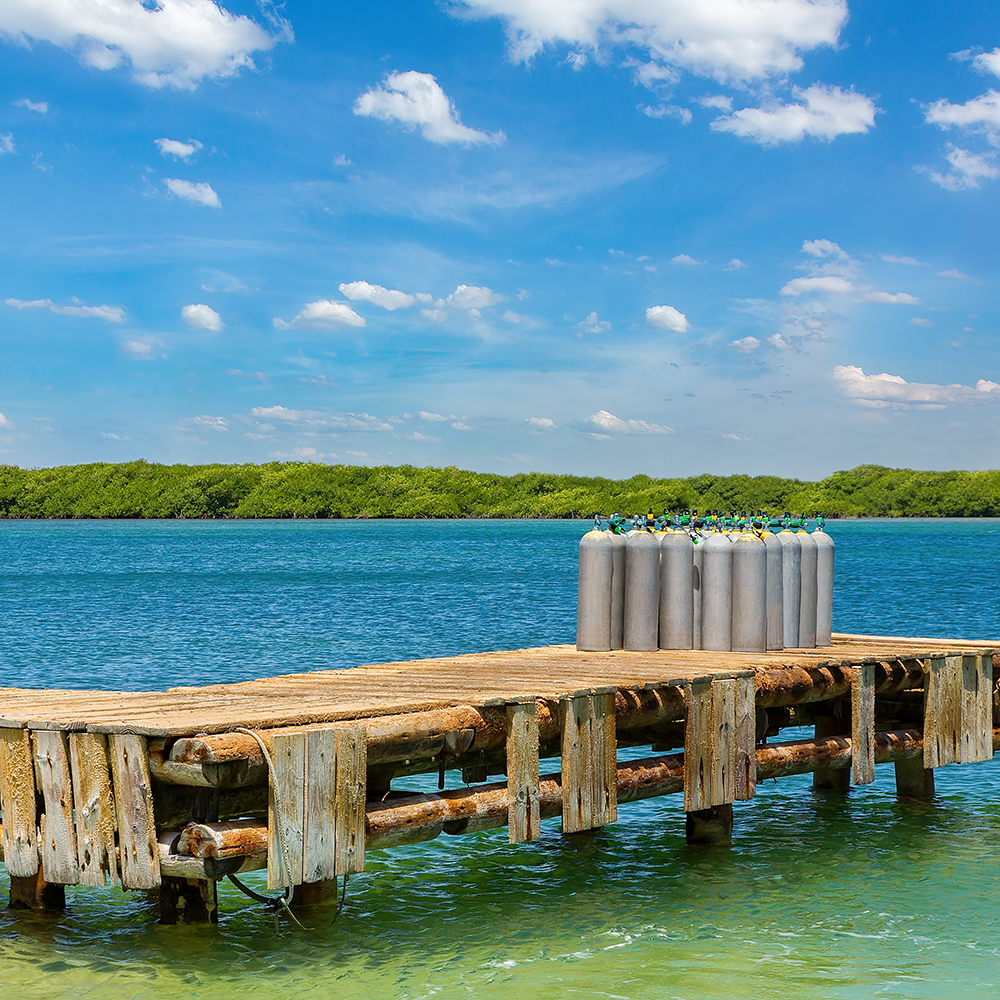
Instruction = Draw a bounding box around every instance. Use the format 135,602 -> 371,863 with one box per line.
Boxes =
1,518 -> 999,999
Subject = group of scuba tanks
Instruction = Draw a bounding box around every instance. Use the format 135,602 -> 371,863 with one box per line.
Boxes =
576,509 -> 834,653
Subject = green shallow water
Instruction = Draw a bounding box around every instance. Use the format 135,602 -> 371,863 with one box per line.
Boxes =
2,518 -> 1000,996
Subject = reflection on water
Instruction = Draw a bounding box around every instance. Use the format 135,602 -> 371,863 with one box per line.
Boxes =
1,518 -> 999,998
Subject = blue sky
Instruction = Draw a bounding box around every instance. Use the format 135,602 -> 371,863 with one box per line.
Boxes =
1,0 -> 999,478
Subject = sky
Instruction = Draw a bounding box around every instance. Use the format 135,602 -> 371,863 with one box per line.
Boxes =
1,0 -> 999,479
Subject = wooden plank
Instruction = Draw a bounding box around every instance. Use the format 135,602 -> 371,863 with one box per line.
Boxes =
978,653 -> 994,762
333,727 -> 366,875
561,694 -> 594,833
960,653 -> 994,764
0,727 -> 39,877
301,728 -> 336,884
108,734 -> 160,889
590,691 -> 617,828
851,663 -> 875,785
68,733 -> 119,887
683,679 -> 714,812
734,674 -> 756,801
505,702 -> 541,843
710,679 -> 737,807
924,655 -> 962,768
33,731 -> 79,885
268,731 -> 306,889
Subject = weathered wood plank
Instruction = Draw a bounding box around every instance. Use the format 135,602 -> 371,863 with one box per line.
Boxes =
108,734 -> 160,889
851,663 -> 875,785
590,690 -> 617,828
978,653 -> 994,762
924,655 -> 962,768
268,732 -> 306,889
561,694 -> 594,833
0,727 -> 39,877
333,727 -> 366,875
302,728 -> 336,884
683,679 -> 714,812
68,733 -> 119,887
959,653 -> 993,764
33,730 -> 79,885
734,675 -> 756,801
710,678 -> 737,806
506,702 -> 541,843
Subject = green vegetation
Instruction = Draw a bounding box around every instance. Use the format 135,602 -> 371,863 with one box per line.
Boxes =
1,461 -> 1000,518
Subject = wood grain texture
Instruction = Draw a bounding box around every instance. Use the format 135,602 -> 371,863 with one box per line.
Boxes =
68,733 -> 119,887
333,727 -> 366,876
960,653 -> 993,764
302,728 -> 336,884
33,730 -> 79,885
561,694 -> 595,833
734,675 -> 756,801
710,678 -> 737,807
268,731 -> 306,889
851,663 -> 875,785
591,691 -> 617,828
0,727 -> 39,877
505,702 -> 540,843
924,655 -> 962,768
108,734 -> 160,889
683,679 -> 714,812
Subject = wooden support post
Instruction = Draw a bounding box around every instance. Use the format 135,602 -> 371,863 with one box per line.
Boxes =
333,727 -> 366,876
960,653 -> 993,764
9,867 -> 66,910
851,663 -> 875,786
560,689 -> 617,834
68,733 -> 119,887
108,734 -> 160,890
685,677 -> 749,810
683,679 -> 713,812
0,727 -> 40,879
302,729 -> 336,885
33,730 -> 80,886
734,674 -> 756,802
505,701 -> 540,843
813,716 -> 849,792
894,757 -> 935,800
159,875 -> 218,924
924,655 -> 962,769
685,804 -> 733,846
269,731 -> 306,890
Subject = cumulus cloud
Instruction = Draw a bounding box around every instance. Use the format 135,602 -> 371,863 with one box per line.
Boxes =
156,137 -> 202,159
338,280 -> 415,310
421,308 -> 448,322
0,134 -> 14,154
925,145 -> 998,191
577,311 -> 610,334
274,300 -> 365,330
728,335 -> 761,352
938,268 -> 978,281
639,103 -> 692,124
446,284 -> 503,310
925,90 -> 1000,138
863,291 -> 920,304
526,416 -> 555,430
354,70 -> 504,145
726,258 -> 747,270
781,275 -> 853,295
269,447 -> 332,461
645,304 -> 689,332
181,303 -> 223,330
586,410 -> 673,435
12,98 -> 47,113
0,0 -> 289,90
164,177 -> 220,207
452,0 -> 848,85
122,336 -> 165,359
832,364 -> 1000,409
6,296 -> 124,322
670,253 -> 702,265
248,405 -> 393,431
179,414 -> 228,432
0,412 -> 11,428
712,85 -> 878,145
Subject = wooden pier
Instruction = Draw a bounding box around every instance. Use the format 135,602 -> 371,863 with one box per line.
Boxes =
0,634 -> 997,923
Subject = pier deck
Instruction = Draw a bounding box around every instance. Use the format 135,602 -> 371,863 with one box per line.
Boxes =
1,634 -> 997,924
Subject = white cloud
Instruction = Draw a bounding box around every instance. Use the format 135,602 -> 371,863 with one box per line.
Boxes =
122,336 -> 165,359
577,311 -> 610,334
269,447 -> 331,461
181,303 -> 223,330
419,411 -> 448,421
969,47 -> 1000,78
0,134 -> 14,154
446,284 -> 503,310
725,258 -> 747,270
526,416 -> 555,430
938,268 -> 978,281
0,412 -> 12,428
501,310 -> 525,323
421,308 -> 448,322
712,85 -> 878,145
864,291 -> 920,304
451,421 -> 474,431
179,414 -> 228,432
670,253 -> 702,265
155,137 -> 202,159
0,0 -> 288,90
333,153 -> 352,167
640,103 -> 692,124
698,94 -> 732,110
910,318 -> 934,328
6,296 -> 124,322
780,275 -> 853,295
249,405 -> 393,431
925,90 -> 1000,137
728,335 -> 760,352
338,280 -> 415,310
645,304 -> 689,332
12,98 -> 47,113
925,145 -> 998,191
586,410 -> 673,435
164,178 -> 220,207
453,0 -> 848,85
801,238 -> 849,260
354,70 -> 504,146
832,364 -> 1000,409
881,254 -> 923,265
274,300 -> 366,330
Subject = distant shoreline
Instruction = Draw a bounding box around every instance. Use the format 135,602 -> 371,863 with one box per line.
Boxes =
2,460 -> 999,519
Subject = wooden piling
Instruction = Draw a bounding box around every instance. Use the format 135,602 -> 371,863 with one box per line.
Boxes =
851,663 -> 875,785
560,689 -> 616,834
159,875 -> 218,924
685,804 -> 733,845
924,654 -> 963,768
68,733 -> 119,887
894,757 -> 935,800
505,700 -> 540,843
0,726 -> 40,878
33,730 -> 80,886
9,867 -> 66,910
108,734 -> 160,890
813,715 -> 850,792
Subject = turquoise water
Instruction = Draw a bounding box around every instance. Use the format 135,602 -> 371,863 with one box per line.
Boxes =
2,518 -> 1000,998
